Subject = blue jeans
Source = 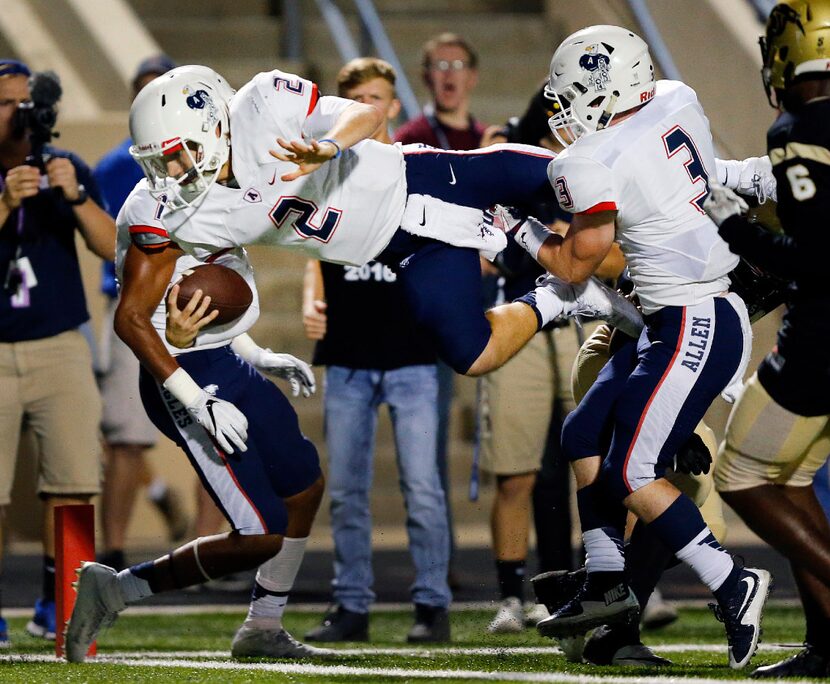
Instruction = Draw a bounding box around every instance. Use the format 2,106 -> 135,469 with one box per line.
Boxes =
325,365 -> 451,612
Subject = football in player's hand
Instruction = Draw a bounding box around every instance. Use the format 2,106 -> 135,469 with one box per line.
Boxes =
174,264 -> 253,326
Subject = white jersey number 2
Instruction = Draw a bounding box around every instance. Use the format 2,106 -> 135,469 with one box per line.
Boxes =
270,196 -> 343,243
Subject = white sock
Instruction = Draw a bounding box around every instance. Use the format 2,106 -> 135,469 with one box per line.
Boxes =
244,536 -> 308,629
675,529 -> 735,592
583,528 -> 625,573
532,286 -> 566,327
116,568 -> 154,605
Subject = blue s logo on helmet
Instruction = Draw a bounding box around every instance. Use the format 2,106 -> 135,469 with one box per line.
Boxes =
186,88 -> 210,110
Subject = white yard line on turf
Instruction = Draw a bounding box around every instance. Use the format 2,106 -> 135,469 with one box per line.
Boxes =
0,643 -> 799,663
0,653 -> 817,684
93,643 -> 798,658
1,597 -> 801,618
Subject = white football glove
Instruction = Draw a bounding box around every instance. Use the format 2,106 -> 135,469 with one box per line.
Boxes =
703,184 -> 749,227
163,368 -> 248,454
717,156 -> 777,204
256,351 -> 316,397
486,204 -> 526,235
739,155 -> 777,204
231,333 -> 316,397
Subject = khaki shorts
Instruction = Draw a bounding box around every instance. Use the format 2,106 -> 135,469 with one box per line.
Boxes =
97,300 -> 158,446
479,331 -> 556,475
0,329 -> 103,504
715,371 -> 830,492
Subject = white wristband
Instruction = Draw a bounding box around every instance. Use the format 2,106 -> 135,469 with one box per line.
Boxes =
512,216 -> 552,261
162,367 -> 203,407
230,333 -> 263,365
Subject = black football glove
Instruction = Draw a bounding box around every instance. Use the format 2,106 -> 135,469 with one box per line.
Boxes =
674,432 -> 712,476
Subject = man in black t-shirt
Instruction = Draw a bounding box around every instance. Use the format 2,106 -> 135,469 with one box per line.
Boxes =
302,58 -> 450,645
704,2 -> 830,677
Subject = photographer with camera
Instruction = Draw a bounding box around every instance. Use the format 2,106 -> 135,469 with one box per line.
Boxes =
0,59 -> 114,646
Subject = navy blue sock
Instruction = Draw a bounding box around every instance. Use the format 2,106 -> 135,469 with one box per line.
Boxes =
576,481 -> 627,535
514,291 -> 544,329
650,495 -> 735,595
713,564 -> 743,603
129,560 -> 161,593
647,494 -> 706,554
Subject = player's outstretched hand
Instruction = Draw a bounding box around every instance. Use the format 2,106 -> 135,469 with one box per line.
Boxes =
256,351 -> 316,397
704,184 -> 749,227
166,283 -> 219,349
269,137 -> 339,182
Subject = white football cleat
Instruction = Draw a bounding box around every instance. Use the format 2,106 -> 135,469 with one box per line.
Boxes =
570,277 -> 644,338
64,562 -> 126,663
523,601 -> 550,627
487,597 -> 525,634
533,275 -> 644,338
231,624 -> 334,659
558,634 -> 587,663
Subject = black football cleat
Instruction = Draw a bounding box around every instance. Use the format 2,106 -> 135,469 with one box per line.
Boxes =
537,574 -> 639,639
751,644 -> 830,678
710,567 -> 771,669
305,605 -> 369,642
530,567 -> 586,614
583,624 -> 672,667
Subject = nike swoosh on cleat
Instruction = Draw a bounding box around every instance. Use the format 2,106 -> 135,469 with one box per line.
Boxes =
737,575 -> 756,622
268,170 -> 277,185
449,164 -> 457,185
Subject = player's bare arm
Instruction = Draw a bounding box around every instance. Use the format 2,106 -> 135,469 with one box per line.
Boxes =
269,101 -> 383,181
535,210 -> 617,283
114,242 -> 182,382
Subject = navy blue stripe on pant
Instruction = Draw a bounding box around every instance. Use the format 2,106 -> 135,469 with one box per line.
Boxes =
139,345 -> 321,535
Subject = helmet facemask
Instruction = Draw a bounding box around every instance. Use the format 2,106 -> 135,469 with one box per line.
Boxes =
132,129 -> 225,211
545,82 -> 619,147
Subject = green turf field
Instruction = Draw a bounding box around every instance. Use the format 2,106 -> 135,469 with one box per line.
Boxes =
0,604 -> 806,682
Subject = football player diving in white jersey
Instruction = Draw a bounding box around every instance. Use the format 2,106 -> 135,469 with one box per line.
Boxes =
112,63 -> 643,458
500,26 -> 772,670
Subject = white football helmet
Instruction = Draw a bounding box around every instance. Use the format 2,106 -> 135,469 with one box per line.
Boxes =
129,65 -> 233,210
546,25 -> 655,146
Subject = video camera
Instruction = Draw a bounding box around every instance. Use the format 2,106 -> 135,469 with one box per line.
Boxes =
12,70 -> 62,171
